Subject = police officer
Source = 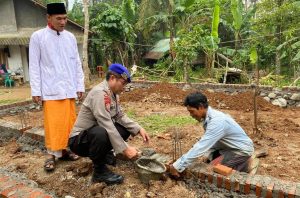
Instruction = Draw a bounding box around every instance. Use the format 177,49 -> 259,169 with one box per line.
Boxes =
69,63 -> 150,185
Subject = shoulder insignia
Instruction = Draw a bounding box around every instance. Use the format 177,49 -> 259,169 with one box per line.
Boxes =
104,94 -> 111,112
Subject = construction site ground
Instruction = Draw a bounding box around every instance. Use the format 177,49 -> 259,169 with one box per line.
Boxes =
0,83 -> 299,197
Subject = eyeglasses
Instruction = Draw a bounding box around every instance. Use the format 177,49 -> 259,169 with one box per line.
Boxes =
118,78 -> 128,86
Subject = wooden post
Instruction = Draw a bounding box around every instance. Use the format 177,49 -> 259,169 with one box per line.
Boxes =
253,62 -> 260,134
83,0 -> 91,88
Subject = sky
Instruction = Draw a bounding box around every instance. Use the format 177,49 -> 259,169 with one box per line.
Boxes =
68,0 -> 75,10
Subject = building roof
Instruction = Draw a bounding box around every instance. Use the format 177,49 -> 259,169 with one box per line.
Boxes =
29,0 -> 85,30
0,28 -> 84,45
0,0 -> 85,45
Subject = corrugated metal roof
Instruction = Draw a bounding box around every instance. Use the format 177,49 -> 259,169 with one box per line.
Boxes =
0,29 -> 83,45
0,0 -> 88,45
144,38 -> 179,60
0,38 -> 30,45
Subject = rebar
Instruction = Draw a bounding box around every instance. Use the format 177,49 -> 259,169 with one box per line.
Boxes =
172,128 -> 182,161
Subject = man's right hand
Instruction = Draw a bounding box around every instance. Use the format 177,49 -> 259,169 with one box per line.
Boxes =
32,96 -> 41,104
123,146 -> 138,159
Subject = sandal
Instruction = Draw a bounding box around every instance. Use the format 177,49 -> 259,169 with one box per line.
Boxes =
44,157 -> 55,172
59,150 -> 80,161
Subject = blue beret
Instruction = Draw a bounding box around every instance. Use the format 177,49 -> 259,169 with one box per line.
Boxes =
109,63 -> 131,83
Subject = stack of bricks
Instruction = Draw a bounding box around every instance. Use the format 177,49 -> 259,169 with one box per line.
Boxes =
0,174 -> 54,198
186,163 -> 300,198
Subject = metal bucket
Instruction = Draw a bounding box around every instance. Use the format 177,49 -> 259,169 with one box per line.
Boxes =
135,157 -> 166,184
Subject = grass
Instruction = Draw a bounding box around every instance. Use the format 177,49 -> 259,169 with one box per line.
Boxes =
0,99 -> 24,105
126,109 -> 197,135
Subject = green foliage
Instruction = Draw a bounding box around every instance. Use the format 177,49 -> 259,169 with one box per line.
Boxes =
253,0 -> 300,75
68,0 -> 84,25
91,7 -> 135,40
249,47 -> 258,64
181,0 -> 196,8
260,74 -> 291,87
122,0 -> 137,24
84,0 -> 300,83
90,3 -> 136,64
126,109 -> 196,135
230,0 -> 242,31
211,0 -> 220,39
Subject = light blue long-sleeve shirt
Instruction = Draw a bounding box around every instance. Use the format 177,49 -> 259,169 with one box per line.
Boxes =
173,107 -> 254,172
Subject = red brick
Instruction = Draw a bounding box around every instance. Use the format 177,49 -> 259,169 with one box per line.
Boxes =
0,180 -> 17,190
217,175 -> 223,188
208,174 -> 213,184
1,183 -> 25,196
244,179 -> 251,194
233,180 -> 239,192
0,176 -> 9,183
199,172 -> 206,183
29,191 -> 43,198
266,183 -> 274,198
213,164 -> 233,176
210,156 -> 223,166
42,195 -> 53,198
256,183 -> 262,197
225,178 -> 231,191
278,190 -> 284,198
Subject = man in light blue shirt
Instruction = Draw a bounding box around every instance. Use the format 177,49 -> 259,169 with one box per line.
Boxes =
169,92 -> 254,177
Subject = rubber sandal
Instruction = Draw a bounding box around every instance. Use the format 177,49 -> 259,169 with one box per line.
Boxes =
59,150 -> 80,161
44,157 -> 55,172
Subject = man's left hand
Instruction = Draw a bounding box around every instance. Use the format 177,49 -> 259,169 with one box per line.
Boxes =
77,92 -> 84,101
139,128 -> 150,143
168,164 -> 181,178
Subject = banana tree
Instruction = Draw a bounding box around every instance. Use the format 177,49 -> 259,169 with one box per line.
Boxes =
137,0 -> 197,60
231,0 -> 242,50
90,4 -> 136,66
206,0 -> 220,77
277,37 -> 300,78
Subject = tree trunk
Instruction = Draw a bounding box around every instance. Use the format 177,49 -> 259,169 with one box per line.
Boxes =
253,61 -> 260,134
83,0 -> 91,87
275,0 -> 283,75
168,1 -> 176,60
183,57 -> 189,83
205,53 -> 213,77
275,51 -> 281,75
223,60 -> 229,84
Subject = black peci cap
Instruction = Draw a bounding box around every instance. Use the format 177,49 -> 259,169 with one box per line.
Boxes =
47,3 -> 66,15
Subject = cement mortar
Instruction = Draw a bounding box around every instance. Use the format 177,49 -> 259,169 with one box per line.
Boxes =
0,126 -> 21,144
185,178 -> 257,198
17,134 -> 45,152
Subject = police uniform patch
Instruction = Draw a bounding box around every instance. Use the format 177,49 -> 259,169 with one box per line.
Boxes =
104,94 -> 111,112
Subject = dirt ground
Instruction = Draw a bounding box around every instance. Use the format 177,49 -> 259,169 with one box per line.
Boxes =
0,83 -> 299,197
0,85 -> 32,105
